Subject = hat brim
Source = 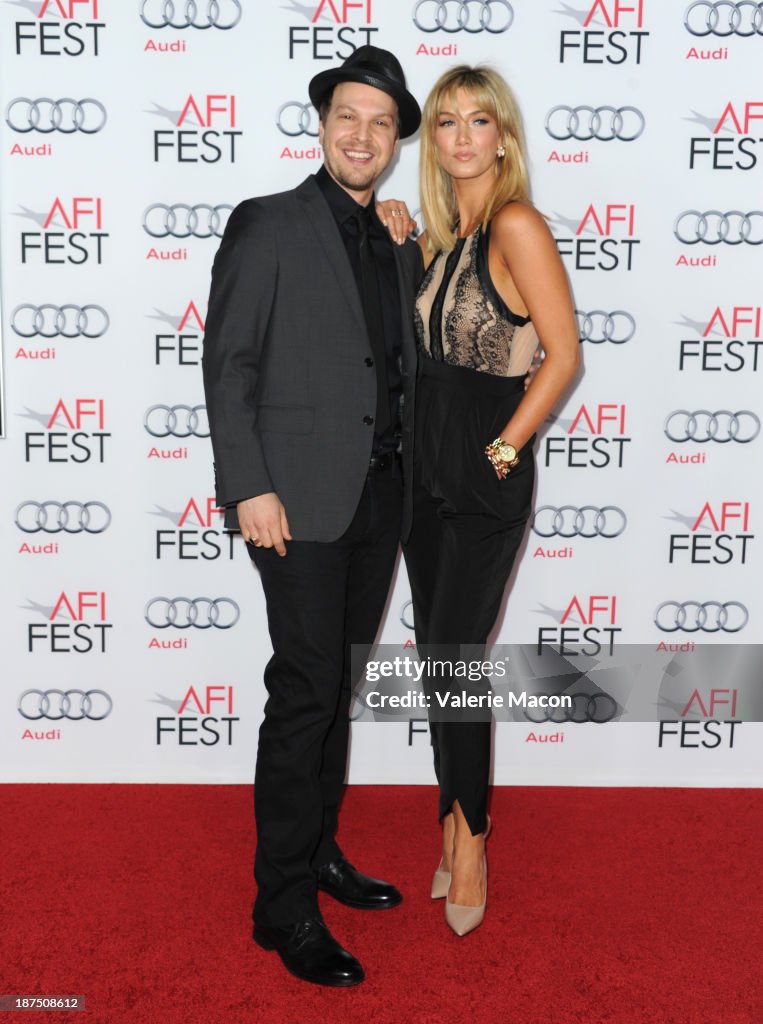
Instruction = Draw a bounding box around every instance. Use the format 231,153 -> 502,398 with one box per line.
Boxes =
308,67 -> 421,139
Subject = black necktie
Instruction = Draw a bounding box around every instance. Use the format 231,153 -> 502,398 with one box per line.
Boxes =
355,208 -> 390,435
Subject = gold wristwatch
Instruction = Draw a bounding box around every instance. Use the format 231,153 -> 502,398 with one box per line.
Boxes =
485,437 -> 520,477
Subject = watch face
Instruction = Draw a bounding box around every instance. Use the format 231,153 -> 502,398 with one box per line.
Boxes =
499,444 -> 517,462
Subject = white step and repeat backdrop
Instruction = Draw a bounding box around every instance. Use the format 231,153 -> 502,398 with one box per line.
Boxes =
1,0 -> 761,786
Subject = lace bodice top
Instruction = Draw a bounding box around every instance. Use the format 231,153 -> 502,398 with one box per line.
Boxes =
414,221 -> 539,377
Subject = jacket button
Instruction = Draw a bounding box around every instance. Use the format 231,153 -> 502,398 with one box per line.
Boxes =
365,357 -> 374,367
363,415 -> 374,426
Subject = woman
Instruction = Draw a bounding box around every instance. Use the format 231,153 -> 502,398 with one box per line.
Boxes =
403,66 -> 580,936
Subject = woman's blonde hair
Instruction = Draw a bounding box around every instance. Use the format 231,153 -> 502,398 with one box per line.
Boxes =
420,65 -> 530,253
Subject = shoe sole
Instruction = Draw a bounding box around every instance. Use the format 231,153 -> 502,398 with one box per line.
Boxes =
253,929 -> 365,988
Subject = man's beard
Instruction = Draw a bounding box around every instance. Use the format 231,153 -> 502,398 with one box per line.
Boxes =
333,170 -> 376,193
324,152 -> 379,195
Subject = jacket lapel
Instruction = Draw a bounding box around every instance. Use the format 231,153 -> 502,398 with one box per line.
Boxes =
296,176 -> 368,341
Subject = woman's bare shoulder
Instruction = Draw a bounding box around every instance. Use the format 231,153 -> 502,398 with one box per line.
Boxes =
491,201 -> 549,242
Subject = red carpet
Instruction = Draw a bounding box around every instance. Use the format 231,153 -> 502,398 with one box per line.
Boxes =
1,785 -> 761,1024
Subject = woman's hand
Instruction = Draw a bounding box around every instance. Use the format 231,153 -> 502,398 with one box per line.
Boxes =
376,198 -> 417,244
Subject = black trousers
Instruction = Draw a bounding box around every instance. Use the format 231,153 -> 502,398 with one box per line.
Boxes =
403,359 -> 534,836
249,463 -> 402,927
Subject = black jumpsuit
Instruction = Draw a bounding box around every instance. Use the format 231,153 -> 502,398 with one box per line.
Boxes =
403,219 -> 539,835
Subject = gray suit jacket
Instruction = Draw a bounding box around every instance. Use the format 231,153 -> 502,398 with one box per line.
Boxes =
202,174 -> 423,541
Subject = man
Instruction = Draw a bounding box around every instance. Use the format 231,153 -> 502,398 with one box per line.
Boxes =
202,48 -> 422,987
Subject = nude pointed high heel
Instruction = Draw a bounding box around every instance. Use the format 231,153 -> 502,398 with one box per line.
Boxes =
431,812 -> 455,899
445,855 -> 486,935
444,816 -> 491,936
431,865 -> 451,900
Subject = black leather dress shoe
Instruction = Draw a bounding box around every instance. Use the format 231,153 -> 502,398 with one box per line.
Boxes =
252,916 -> 364,987
316,857 -> 403,910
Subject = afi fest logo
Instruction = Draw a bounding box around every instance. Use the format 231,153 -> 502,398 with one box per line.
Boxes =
536,594 -> 621,655
154,685 -> 239,745
26,590 -> 111,653
658,688 -> 741,749
688,100 -> 763,169
151,94 -> 242,163
554,204 -> 639,271
678,305 -> 763,372
558,0 -> 649,64
667,501 -> 754,564
150,496 -> 234,560
14,0 -> 105,56
284,0 -> 378,59
22,398 -> 110,463
150,300 -> 205,366
544,403 -> 631,468
19,197 -> 107,265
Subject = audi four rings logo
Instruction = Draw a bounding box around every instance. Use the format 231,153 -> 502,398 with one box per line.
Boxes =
673,211 -> 763,245
576,310 -> 636,344
143,204 -> 232,239
532,506 -> 627,538
684,1 -> 763,35
664,410 -> 761,443
276,102 -> 319,138
413,0 -> 514,33
140,0 -> 242,29
524,693 -> 619,724
12,304 -> 110,339
654,601 -> 749,633
145,597 -> 240,629
144,404 -> 209,438
400,600 -> 415,630
15,501 -> 112,534
6,98 -> 107,134
18,689 -> 113,721
545,106 -> 645,142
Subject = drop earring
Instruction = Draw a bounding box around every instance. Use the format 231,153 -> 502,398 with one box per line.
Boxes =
496,145 -> 506,158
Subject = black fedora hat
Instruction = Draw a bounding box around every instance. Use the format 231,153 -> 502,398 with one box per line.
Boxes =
308,45 -> 420,139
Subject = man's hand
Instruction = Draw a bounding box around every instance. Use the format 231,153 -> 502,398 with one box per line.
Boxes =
237,493 -> 292,556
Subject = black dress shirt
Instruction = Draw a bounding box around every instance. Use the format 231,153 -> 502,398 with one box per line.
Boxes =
316,165 -> 402,455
